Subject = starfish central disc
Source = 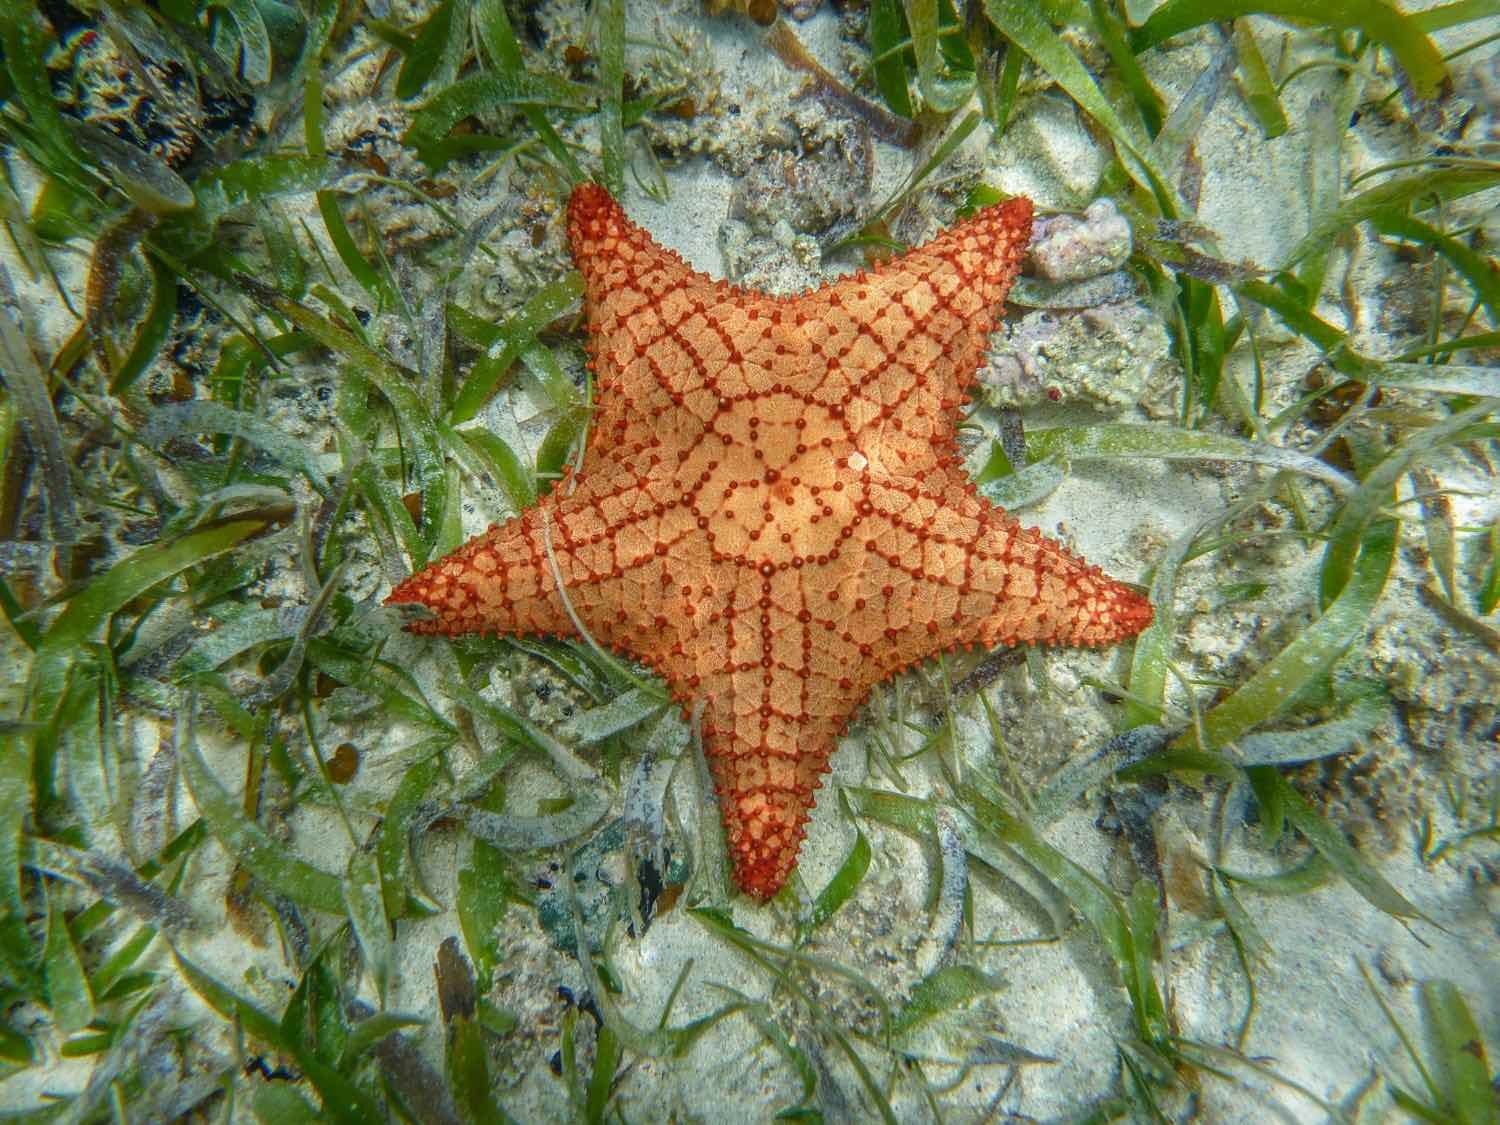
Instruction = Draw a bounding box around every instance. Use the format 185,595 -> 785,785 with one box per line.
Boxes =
387,183 -> 1155,901
692,394 -> 859,568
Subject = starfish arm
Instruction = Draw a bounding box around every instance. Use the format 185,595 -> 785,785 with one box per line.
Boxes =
544,458 -> 725,694
859,479 -> 1153,651
794,196 -> 1033,479
568,184 -> 730,441
702,701 -> 840,902
384,493 -> 577,638
386,459 -> 698,647
693,575 -> 860,900
966,508 -> 1155,648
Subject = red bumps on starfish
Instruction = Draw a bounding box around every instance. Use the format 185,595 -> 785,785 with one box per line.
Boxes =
388,183 -> 1154,900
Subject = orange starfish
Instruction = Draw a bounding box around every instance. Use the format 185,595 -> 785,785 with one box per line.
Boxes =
388,183 -> 1153,900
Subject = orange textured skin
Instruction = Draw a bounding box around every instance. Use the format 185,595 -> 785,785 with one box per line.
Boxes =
388,183 -> 1154,900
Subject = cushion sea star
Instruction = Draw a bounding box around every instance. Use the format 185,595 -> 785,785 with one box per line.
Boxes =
387,183 -> 1154,900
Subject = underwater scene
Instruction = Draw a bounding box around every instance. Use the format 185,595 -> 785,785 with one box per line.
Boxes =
0,0 -> 1497,1119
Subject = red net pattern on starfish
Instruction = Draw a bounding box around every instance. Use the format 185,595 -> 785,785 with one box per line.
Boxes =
388,183 -> 1154,900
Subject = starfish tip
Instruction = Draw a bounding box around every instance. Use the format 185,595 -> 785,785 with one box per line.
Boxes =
998,192 -> 1033,228
735,855 -> 792,901
384,578 -> 421,607
568,181 -> 619,235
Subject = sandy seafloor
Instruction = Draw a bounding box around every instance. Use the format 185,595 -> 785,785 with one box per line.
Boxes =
2,0 -> 1498,1120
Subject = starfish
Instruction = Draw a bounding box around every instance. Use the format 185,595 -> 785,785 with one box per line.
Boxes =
388,183 -> 1154,900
